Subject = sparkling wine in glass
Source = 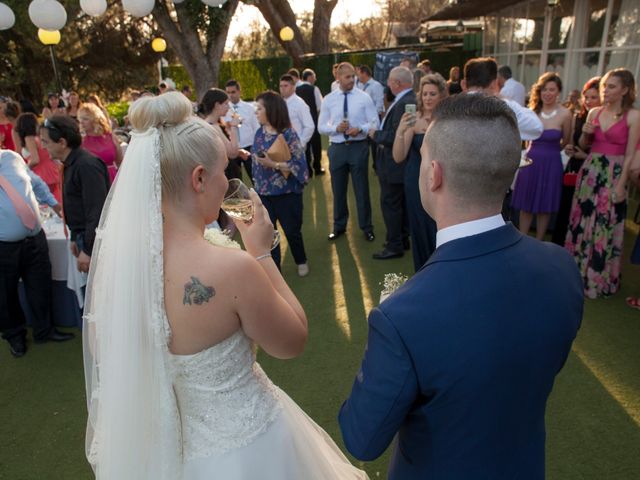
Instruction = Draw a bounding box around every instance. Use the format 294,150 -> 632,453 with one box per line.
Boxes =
221,179 -> 280,249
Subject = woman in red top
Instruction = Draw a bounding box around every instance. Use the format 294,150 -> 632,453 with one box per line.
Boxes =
78,102 -> 123,183
14,113 -> 62,202
0,96 -> 16,151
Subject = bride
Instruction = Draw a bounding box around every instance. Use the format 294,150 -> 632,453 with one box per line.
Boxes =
83,92 -> 368,479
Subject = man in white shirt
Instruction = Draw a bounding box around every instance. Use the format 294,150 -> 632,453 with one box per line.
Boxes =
462,58 -> 542,141
318,62 -> 379,241
331,63 -> 341,92
497,65 -> 527,107
279,74 -> 314,149
224,79 -> 260,183
356,65 -> 385,116
462,58 -> 543,221
297,69 -> 325,175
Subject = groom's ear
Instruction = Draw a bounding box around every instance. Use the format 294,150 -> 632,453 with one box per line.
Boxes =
430,160 -> 443,193
190,165 -> 206,193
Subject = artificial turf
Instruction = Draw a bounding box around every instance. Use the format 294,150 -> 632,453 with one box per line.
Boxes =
1,158 -> 638,479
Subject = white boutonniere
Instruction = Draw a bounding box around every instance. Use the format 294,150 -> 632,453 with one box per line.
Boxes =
379,273 -> 409,303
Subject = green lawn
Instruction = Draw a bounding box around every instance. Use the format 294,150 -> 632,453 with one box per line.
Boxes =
1,156 -> 639,479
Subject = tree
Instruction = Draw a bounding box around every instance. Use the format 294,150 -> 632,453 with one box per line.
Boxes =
311,0 -> 338,54
242,0 -> 337,64
151,0 -> 239,100
0,0 -> 157,105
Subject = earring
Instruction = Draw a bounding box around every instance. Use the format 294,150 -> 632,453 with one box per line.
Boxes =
199,185 -> 205,193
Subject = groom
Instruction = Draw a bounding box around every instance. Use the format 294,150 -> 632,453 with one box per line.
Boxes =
338,94 -> 583,479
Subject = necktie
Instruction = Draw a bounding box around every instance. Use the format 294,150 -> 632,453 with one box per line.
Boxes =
0,174 -> 38,230
343,92 -> 349,141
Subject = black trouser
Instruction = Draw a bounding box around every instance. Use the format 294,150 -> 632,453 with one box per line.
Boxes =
378,176 -> 408,252
328,141 -> 373,234
260,193 -> 307,269
0,230 -> 52,342
306,129 -> 322,175
225,148 -> 253,185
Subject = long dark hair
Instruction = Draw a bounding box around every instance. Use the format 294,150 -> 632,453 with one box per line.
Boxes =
16,113 -> 39,144
255,90 -> 291,133
197,88 -> 228,117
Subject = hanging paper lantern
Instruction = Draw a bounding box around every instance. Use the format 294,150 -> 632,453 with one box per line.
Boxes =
201,0 -> 227,6
29,0 -> 67,31
0,2 -> 16,30
151,37 -> 167,53
80,0 -> 107,17
38,28 -> 61,45
122,0 -> 155,17
279,26 -> 294,42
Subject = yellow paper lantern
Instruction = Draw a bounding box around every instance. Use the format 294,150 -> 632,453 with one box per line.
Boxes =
279,26 -> 294,42
151,37 -> 167,53
38,28 -> 61,46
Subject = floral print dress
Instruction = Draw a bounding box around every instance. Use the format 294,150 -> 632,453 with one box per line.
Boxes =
565,109 -> 630,299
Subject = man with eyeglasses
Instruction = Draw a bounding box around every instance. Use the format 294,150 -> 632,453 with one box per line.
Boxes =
40,116 -> 110,275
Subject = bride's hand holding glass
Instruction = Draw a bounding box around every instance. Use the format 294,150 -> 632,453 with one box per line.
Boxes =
222,179 -> 280,253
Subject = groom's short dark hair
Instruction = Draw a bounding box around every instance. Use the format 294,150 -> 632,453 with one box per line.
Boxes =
425,93 -> 520,206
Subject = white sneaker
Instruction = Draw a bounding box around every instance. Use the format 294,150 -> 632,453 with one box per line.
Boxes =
297,263 -> 309,277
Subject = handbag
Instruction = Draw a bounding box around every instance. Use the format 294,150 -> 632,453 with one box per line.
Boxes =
267,133 -> 292,164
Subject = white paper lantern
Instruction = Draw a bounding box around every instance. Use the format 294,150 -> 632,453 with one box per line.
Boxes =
80,0 -> 107,17
29,0 -> 67,30
0,2 -> 16,30
201,0 -> 227,6
122,0 -> 155,17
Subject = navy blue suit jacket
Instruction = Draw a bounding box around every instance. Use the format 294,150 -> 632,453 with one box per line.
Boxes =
339,224 -> 583,479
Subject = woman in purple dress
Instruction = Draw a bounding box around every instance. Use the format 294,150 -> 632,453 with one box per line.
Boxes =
512,72 -> 572,240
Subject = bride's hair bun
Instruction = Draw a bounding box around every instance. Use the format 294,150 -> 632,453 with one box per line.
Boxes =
127,91 -> 224,200
128,92 -> 193,132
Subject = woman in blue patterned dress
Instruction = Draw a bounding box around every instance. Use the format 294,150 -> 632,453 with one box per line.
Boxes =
252,91 -> 310,276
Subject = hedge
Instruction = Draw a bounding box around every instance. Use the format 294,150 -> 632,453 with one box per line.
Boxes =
165,44 -> 474,100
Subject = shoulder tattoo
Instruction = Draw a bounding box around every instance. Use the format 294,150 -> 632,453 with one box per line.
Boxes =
183,276 -> 215,306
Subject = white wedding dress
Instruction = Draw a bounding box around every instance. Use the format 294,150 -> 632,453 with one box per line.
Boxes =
171,329 -> 368,479
83,125 -> 368,479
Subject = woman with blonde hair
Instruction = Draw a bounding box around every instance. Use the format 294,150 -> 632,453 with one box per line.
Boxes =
392,73 -> 447,270
82,91 -> 368,479
565,68 -> 640,298
78,102 -> 123,182
512,72 -> 572,240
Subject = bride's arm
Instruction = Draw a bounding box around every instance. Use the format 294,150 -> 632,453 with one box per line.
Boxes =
231,191 -> 307,359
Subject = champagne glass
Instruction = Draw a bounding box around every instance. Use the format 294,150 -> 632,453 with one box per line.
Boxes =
221,179 -> 280,249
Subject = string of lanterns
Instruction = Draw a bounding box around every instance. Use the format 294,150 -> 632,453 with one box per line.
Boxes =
0,0 -> 230,30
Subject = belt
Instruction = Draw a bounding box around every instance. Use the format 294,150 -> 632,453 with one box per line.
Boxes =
332,139 -> 367,146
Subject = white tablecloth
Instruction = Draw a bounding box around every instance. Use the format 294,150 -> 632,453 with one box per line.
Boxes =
42,217 -> 87,308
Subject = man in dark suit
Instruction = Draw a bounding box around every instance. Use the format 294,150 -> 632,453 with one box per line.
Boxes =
370,66 -> 416,259
296,69 -> 324,176
339,94 -> 583,479
41,115 -> 110,274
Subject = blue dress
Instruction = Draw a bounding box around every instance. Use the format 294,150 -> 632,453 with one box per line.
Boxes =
405,133 -> 437,272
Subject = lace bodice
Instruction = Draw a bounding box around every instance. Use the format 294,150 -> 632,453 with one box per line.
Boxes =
170,330 -> 281,462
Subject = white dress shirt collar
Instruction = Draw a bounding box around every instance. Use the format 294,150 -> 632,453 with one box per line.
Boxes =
436,214 -> 505,249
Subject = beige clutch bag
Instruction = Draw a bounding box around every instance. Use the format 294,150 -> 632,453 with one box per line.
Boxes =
267,133 -> 292,164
